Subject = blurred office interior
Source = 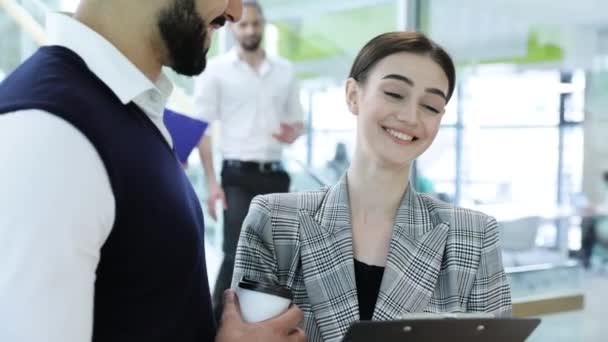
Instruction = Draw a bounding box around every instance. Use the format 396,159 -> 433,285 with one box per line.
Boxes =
2,0 -> 608,340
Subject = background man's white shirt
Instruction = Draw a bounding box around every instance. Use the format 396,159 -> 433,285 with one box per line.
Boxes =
193,49 -> 303,162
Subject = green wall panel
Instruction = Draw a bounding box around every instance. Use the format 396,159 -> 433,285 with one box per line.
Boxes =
276,3 -> 397,62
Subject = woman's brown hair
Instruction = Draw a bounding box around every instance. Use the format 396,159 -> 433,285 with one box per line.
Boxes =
349,31 -> 456,102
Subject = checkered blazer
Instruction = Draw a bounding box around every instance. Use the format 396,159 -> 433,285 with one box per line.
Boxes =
232,176 -> 512,342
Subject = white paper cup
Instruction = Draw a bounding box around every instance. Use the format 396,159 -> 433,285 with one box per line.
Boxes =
236,277 -> 293,323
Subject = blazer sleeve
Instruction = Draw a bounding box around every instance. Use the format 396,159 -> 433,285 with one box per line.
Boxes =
466,216 -> 513,317
231,195 -> 280,288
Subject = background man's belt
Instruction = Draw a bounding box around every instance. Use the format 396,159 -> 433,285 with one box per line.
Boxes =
223,160 -> 284,173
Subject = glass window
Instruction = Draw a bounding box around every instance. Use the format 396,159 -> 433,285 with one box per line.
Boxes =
440,85 -> 459,126
417,127 -> 457,200
462,69 -> 561,127
460,127 -> 559,206
564,70 -> 586,123
295,85 -> 356,170
561,126 -> 585,204
310,87 -> 355,131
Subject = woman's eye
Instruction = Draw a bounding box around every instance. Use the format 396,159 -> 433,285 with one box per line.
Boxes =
384,91 -> 403,100
422,104 -> 440,114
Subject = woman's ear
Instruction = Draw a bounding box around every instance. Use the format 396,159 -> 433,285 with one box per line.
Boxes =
345,78 -> 360,115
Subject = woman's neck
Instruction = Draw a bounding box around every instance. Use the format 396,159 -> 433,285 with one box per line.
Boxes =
347,152 -> 411,220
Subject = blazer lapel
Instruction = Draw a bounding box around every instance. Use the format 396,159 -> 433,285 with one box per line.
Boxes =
373,186 -> 449,320
298,176 -> 359,341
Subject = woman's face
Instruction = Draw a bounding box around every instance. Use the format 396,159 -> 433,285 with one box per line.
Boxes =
346,52 -> 450,169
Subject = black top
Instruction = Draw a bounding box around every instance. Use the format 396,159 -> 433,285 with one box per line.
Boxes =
0,46 -> 215,341
354,259 -> 385,320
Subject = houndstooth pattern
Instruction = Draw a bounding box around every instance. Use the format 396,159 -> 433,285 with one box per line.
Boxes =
232,176 -> 512,342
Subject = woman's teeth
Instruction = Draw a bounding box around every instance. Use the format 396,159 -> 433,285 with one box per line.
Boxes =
385,128 -> 414,142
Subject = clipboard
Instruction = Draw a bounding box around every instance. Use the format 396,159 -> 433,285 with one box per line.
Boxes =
163,108 -> 208,164
342,318 -> 541,342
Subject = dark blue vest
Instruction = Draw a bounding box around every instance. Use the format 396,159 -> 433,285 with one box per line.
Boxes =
0,46 -> 216,341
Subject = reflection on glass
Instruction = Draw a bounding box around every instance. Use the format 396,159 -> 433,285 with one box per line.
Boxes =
461,127 -> 559,206
564,70 -> 586,123
463,69 -> 561,127
417,127 -> 457,200
562,126 -> 584,204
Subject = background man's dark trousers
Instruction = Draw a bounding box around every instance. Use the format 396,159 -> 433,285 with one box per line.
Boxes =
212,160 -> 290,319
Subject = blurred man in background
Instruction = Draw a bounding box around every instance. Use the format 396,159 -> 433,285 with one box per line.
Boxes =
193,0 -> 304,318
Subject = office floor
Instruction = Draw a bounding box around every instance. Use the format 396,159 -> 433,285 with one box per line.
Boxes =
205,246 -> 607,341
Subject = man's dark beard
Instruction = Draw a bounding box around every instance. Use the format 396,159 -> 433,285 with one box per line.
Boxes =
241,35 -> 263,52
157,0 -> 208,76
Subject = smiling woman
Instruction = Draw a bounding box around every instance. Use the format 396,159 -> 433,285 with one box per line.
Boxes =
232,31 -> 512,342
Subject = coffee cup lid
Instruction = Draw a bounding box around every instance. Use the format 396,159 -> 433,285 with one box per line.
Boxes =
238,277 -> 293,300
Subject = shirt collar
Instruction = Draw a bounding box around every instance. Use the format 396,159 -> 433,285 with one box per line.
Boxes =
45,12 -> 173,110
227,48 -> 240,63
228,48 -> 273,76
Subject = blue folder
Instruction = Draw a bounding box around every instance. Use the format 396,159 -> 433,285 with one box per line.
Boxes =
163,108 -> 208,164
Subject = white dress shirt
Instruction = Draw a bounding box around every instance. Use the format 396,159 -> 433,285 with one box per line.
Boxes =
193,49 -> 303,162
0,13 -> 172,342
